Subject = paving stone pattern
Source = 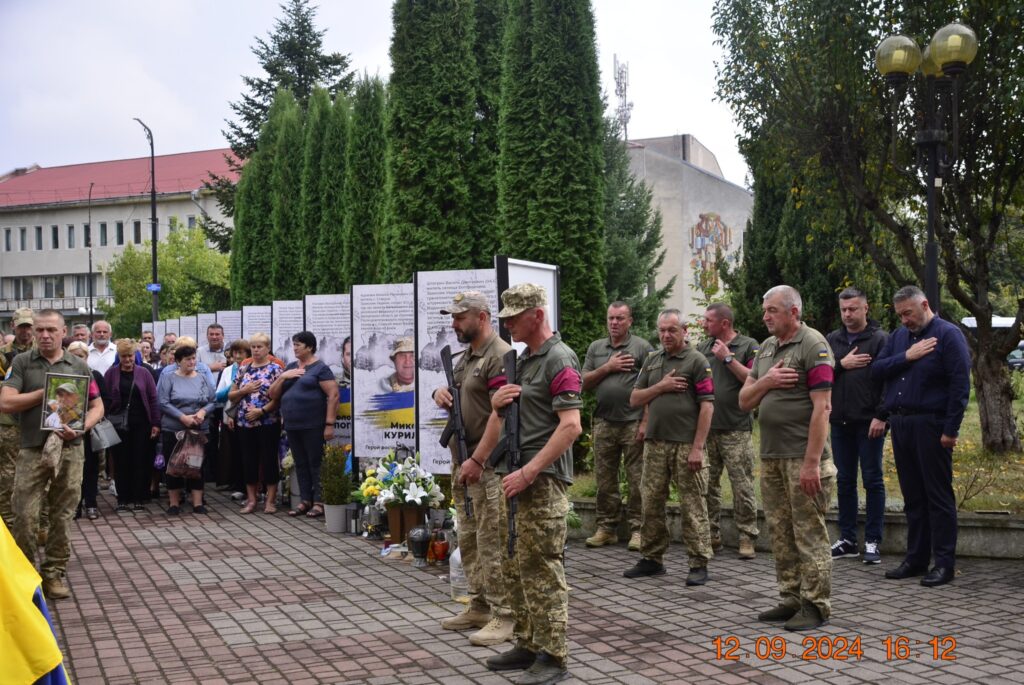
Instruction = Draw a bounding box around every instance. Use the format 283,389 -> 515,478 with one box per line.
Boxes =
51,489 -> 1024,684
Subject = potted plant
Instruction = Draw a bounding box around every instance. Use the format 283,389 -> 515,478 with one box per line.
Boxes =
321,444 -> 352,533
359,449 -> 445,544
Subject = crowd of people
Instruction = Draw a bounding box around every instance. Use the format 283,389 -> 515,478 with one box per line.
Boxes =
0,311 -> 349,600
0,280 -> 973,685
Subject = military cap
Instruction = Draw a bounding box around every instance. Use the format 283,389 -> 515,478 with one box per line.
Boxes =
497,283 -> 547,318
440,291 -> 491,315
12,307 -> 33,327
390,336 -> 415,358
56,382 -> 79,395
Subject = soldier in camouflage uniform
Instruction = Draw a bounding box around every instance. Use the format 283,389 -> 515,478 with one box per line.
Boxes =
739,286 -> 836,632
697,302 -> 760,559
624,309 -> 715,586
0,307 -> 35,530
581,302 -> 653,551
1,309 -> 105,600
434,291 -> 514,647
469,284 -> 581,685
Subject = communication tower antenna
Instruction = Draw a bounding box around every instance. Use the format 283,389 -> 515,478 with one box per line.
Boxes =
614,54 -> 633,141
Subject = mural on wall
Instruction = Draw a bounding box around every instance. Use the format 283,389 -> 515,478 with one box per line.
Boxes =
689,212 -> 733,297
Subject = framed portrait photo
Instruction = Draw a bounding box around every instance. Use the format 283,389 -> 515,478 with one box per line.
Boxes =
41,372 -> 90,432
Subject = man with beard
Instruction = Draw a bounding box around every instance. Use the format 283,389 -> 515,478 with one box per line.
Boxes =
434,291 -> 514,646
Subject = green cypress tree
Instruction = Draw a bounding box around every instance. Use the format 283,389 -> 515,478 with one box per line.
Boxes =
601,117 -> 672,335
299,88 -> 331,293
269,91 -> 305,299
497,0 -> 606,354
384,0 -> 476,282
464,0 -> 506,259
313,97 -> 350,293
342,75 -> 388,287
230,91 -> 290,306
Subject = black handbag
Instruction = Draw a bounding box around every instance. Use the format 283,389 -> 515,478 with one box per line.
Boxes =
108,381 -> 133,432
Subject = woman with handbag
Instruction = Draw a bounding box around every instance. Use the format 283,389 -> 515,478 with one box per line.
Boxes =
68,341 -> 109,521
104,339 -> 160,512
216,339 -> 252,501
228,333 -> 282,514
158,344 -> 215,515
268,331 -> 339,519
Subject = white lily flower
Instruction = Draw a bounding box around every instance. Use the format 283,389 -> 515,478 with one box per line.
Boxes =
405,482 -> 427,505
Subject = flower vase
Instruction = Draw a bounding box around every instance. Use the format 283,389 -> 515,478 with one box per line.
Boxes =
387,504 -> 426,545
324,504 -> 346,533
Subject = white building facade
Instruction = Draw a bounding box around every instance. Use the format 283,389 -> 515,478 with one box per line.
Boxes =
0,149 -> 235,328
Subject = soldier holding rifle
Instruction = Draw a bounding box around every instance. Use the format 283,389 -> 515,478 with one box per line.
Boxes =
465,284 -> 582,685
433,292 -> 514,646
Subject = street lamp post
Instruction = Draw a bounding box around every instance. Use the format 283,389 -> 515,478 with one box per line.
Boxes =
87,181 -> 94,329
133,118 -> 159,322
875,23 -> 979,315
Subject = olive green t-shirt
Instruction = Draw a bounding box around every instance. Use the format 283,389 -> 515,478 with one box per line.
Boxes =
451,332 -> 512,453
696,333 -> 759,432
634,344 -> 714,443
749,324 -> 835,459
583,333 -> 654,422
3,349 -> 95,448
495,333 -> 582,485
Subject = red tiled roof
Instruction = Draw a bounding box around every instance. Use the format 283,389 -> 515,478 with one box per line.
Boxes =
0,149 -> 239,208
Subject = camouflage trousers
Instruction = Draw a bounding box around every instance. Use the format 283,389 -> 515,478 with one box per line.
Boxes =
13,442 -> 84,579
640,440 -> 713,568
0,425 -> 19,530
500,474 -> 569,664
705,429 -> 759,541
761,457 -> 837,618
452,464 -> 509,617
592,418 -> 644,535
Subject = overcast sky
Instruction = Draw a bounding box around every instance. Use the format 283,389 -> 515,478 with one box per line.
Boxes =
0,0 -> 749,187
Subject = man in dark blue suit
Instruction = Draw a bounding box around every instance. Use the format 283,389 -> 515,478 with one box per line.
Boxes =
871,286 -> 970,587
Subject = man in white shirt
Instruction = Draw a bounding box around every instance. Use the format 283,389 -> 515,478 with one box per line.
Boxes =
87,321 -> 116,375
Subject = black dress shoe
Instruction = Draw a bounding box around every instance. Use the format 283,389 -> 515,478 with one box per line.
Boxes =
920,566 -> 955,587
884,561 -> 928,580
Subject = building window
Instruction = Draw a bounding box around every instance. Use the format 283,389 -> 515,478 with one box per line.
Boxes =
14,277 -> 33,299
168,216 -> 177,232
51,225 -> 59,249
116,221 -> 124,246
43,276 -> 65,299
133,220 -> 142,244
74,274 -> 92,297
3,228 -> 10,252
67,224 -> 76,249
187,215 -> 196,229
34,226 -> 43,250
104,277 -> 114,297
20,227 -> 27,251
99,222 -> 108,247
84,223 -> 91,248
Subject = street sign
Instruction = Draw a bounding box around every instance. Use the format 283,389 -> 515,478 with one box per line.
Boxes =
146,283 -> 162,292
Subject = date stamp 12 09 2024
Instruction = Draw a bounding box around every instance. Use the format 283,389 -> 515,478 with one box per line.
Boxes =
713,635 -> 958,662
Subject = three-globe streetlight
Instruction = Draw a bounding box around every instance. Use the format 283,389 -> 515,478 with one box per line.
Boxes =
874,23 -> 978,314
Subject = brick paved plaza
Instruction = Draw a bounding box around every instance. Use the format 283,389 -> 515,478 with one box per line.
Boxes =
50,489 -> 1024,685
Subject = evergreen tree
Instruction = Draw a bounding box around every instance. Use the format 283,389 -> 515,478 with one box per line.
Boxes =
342,75 -> 388,288
497,0 -> 606,354
207,0 -> 354,251
269,91 -> 305,299
299,88 -> 331,292
464,0 -> 506,259
601,117 -> 672,336
230,92 -> 291,307
313,97 -> 350,293
384,0 -> 476,282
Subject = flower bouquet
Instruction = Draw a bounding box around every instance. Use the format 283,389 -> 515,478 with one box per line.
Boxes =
358,449 -> 445,544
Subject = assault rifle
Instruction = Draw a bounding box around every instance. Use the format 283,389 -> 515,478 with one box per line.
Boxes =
488,349 -> 521,558
438,345 -> 472,519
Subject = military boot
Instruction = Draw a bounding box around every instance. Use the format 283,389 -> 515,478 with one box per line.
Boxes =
440,607 -> 490,631
784,601 -> 827,632
585,529 -> 618,547
516,652 -> 567,685
738,538 -> 756,559
42,577 -> 71,600
627,532 -> 641,552
486,645 -> 537,671
469,616 -> 514,646
757,603 -> 799,623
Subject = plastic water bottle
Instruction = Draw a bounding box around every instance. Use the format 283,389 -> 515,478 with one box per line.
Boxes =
449,546 -> 469,604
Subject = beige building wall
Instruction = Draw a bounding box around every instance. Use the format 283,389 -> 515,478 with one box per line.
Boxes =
628,135 -> 753,322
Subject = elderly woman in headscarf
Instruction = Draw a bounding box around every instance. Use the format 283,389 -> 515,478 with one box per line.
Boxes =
103,339 -> 160,512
